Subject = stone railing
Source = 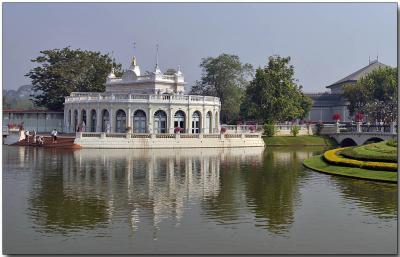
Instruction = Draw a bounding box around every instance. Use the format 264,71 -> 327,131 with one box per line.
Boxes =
65,92 -> 221,106
77,132 -> 262,139
320,122 -> 397,135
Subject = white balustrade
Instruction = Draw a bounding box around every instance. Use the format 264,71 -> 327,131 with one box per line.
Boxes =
66,92 -> 221,106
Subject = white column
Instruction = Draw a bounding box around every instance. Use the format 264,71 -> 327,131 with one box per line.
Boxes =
202,109 -> 206,134
127,108 -> 132,131
148,107 -> 153,134
188,109 -> 192,134
169,107 -> 174,133
110,108 -> 114,133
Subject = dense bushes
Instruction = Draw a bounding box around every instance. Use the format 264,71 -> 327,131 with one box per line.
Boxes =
263,123 -> 276,137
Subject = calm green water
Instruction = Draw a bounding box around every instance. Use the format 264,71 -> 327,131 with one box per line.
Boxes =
3,145 -> 397,254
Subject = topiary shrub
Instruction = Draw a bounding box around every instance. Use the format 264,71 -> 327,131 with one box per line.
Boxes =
263,123 -> 276,137
291,125 -> 300,137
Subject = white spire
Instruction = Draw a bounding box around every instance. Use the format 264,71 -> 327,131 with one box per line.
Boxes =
154,44 -> 161,74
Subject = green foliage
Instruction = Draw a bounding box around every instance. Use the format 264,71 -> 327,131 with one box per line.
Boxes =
190,54 -> 253,124
290,125 -> 300,137
263,123 -> 276,137
343,67 -> 397,123
26,47 -> 122,111
315,122 -> 324,136
386,140 -> 397,147
241,55 -> 312,124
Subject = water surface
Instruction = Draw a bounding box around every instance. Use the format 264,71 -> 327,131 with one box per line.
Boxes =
3,145 -> 397,254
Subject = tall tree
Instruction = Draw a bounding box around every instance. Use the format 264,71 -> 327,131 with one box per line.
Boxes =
343,67 -> 397,123
190,54 -> 253,124
26,47 -> 122,111
241,55 -> 312,124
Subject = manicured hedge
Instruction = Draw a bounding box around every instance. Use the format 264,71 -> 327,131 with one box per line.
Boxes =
323,148 -> 397,172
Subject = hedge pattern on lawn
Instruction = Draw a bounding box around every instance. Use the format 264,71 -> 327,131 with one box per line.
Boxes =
303,155 -> 397,183
323,148 -> 397,172
340,147 -> 397,163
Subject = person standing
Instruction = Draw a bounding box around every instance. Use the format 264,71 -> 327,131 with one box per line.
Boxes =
51,129 -> 58,144
25,130 -> 30,143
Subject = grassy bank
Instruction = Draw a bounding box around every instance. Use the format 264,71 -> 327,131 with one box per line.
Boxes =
263,135 -> 336,146
303,155 -> 397,183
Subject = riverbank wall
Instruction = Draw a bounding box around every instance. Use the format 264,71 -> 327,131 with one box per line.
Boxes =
74,132 -> 265,149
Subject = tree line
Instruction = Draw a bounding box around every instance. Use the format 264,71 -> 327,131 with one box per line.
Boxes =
26,47 -> 397,124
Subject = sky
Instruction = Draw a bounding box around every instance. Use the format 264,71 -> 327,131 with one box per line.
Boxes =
3,2 -> 397,92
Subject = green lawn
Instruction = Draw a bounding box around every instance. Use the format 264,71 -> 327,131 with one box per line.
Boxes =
263,135 -> 336,146
303,155 -> 397,183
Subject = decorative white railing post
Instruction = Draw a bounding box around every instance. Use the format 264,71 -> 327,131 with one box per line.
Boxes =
390,122 -> 396,134
100,132 -> 106,139
335,122 -> 340,134
356,122 -> 362,133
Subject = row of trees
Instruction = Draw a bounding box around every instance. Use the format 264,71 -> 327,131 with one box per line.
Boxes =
27,48 -> 311,125
27,47 -> 396,125
191,54 -> 312,124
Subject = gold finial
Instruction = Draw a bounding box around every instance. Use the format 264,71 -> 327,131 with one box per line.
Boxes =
131,56 -> 137,66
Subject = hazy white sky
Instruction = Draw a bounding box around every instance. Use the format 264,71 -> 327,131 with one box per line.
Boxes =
3,3 -> 397,92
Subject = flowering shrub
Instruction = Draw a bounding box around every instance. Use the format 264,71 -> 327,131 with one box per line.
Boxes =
7,122 -> 23,130
323,148 -> 397,172
248,125 -> 256,132
355,112 -> 364,122
220,127 -> 227,134
332,113 -> 341,122
174,127 -> 183,133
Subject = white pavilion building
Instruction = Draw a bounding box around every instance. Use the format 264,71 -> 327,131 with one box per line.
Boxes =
63,56 -> 221,134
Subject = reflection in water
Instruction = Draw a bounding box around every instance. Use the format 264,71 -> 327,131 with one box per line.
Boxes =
4,145 -> 396,249
330,177 -> 397,219
26,147 -> 265,237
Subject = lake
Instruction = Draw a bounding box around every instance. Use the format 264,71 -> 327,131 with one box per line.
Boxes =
3,145 -> 397,254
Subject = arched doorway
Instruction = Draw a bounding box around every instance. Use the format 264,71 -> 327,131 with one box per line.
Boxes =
192,111 -> 201,134
73,110 -> 78,132
116,109 -> 127,133
174,110 -> 186,132
133,110 -> 147,133
68,110 -> 71,132
101,110 -> 110,132
80,109 -> 87,132
90,110 -> 97,132
205,111 -> 212,134
154,110 -> 167,133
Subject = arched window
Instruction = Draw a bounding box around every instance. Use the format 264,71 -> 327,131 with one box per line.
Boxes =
133,110 -> 147,133
90,110 -> 97,132
215,111 -> 219,133
81,109 -> 87,125
154,110 -> 167,134
205,111 -> 212,134
101,110 -> 110,132
116,109 -> 127,133
74,110 -> 78,132
192,111 -> 201,134
174,111 -> 185,132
